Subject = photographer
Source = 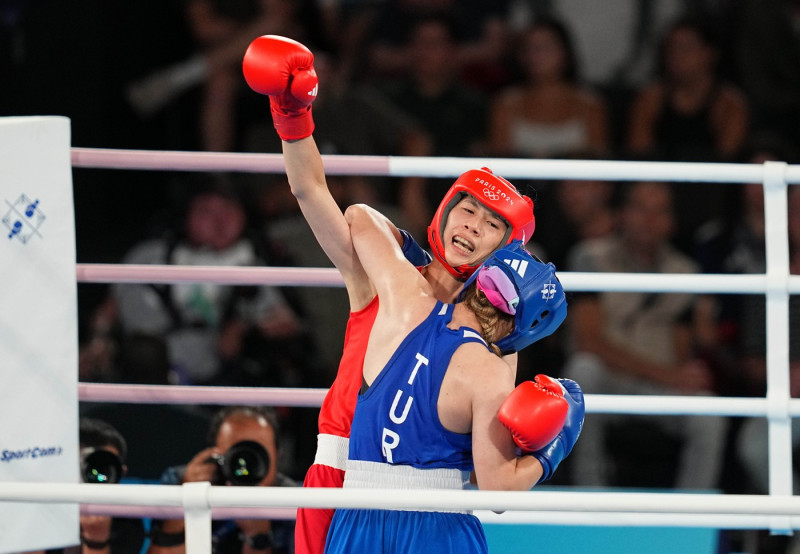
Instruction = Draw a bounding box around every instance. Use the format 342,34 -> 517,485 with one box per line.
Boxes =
36,418 -> 145,554
148,406 -> 296,554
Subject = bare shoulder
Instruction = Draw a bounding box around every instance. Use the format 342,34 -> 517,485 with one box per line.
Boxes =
449,342 -> 515,396
439,340 -> 515,433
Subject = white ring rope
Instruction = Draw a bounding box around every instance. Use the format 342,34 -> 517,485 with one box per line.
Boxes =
4,482 -> 800,530
78,504 -> 800,531
76,263 -> 800,294
71,147 -> 800,183
0,482 -> 800,529
53,149 -> 800,539
77,382 -> 800,417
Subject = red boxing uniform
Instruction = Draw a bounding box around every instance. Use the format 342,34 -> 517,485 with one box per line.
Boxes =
295,297 -> 379,554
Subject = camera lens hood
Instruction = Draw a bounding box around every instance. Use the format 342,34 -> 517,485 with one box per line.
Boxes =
80,448 -> 123,484
220,440 -> 270,486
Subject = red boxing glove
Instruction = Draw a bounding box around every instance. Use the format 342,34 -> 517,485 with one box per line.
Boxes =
242,35 -> 318,141
498,374 -> 568,452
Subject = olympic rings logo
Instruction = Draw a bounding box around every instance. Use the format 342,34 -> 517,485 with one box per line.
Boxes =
483,188 -> 500,201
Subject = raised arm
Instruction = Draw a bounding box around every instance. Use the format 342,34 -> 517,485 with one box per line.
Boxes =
282,137 -> 375,308
243,35 -> 377,309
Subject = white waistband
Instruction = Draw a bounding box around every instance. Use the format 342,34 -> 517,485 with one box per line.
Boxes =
344,460 -> 470,514
313,434 -> 349,471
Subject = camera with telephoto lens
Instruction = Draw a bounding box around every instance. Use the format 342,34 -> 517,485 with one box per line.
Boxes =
81,447 -> 123,484
205,440 -> 270,486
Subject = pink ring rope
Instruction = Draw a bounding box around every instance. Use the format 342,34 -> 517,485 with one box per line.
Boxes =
78,382 -> 326,407
76,264 -> 344,286
81,504 -> 297,521
71,147 -> 391,175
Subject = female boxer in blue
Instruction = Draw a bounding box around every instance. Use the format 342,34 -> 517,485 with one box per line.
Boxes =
323,204 -> 583,554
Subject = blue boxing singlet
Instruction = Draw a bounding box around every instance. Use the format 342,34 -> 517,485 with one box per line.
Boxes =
324,301 -> 491,554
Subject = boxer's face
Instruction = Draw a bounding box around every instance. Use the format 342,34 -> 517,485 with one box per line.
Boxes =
442,196 -> 508,268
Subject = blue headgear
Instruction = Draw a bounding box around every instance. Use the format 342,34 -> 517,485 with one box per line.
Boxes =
458,240 -> 567,355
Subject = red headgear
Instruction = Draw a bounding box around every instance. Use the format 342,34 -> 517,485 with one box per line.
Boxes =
427,167 -> 535,279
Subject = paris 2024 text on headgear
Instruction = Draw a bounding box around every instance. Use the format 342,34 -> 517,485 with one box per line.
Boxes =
427,167 -> 536,280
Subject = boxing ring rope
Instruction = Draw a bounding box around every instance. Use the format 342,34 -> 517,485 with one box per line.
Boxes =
76,262 -> 800,292
74,382 -> 800,417
6,481 -> 800,526
7,148 -> 800,550
70,147 -> 800,183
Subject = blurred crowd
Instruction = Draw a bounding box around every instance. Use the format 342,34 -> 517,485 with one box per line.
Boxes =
4,1 -> 800,551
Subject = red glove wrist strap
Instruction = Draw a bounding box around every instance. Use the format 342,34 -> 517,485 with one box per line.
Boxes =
271,106 -> 314,141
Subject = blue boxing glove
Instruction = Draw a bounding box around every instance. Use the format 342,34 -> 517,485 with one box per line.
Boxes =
532,378 -> 584,483
400,229 -> 432,268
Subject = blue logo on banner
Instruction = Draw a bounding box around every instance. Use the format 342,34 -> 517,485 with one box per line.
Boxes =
1,445 -> 64,462
3,194 -> 46,244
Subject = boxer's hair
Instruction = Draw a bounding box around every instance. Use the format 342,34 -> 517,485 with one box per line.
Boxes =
460,282 -> 515,356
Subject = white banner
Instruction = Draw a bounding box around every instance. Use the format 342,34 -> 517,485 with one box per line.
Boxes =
0,117 -> 79,552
